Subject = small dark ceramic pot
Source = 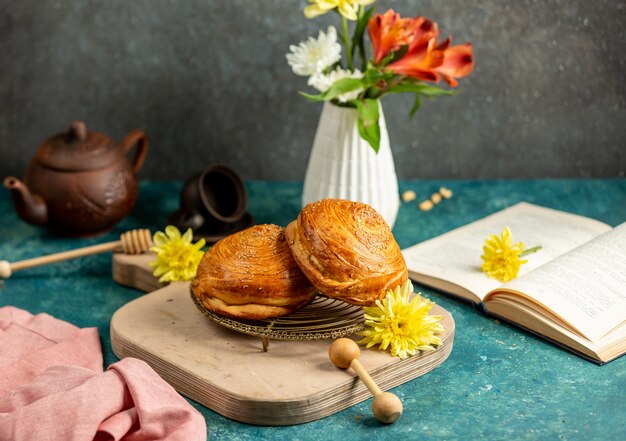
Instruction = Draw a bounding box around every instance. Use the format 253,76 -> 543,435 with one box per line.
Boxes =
168,164 -> 250,240
180,164 -> 247,224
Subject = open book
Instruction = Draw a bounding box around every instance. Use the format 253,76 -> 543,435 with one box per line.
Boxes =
402,202 -> 626,364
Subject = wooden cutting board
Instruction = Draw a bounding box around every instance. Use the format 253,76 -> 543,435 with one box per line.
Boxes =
111,253 -> 455,425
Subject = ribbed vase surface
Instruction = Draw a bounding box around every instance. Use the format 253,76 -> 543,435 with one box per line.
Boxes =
302,102 -> 400,228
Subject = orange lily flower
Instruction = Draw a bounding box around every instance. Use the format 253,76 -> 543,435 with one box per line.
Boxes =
368,10 -> 435,64
387,30 -> 474,87
434,41 -> 474,87
369,9 -> 474,87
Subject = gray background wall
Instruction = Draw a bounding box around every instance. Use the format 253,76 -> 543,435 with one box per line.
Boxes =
1,0 -> 624,181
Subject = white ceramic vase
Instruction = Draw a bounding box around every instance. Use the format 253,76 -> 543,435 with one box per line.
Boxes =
302,101 -> 400,228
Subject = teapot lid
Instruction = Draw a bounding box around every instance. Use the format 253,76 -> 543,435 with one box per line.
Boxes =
34,121 -> 125,171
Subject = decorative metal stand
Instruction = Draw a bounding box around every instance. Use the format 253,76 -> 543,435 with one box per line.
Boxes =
190,289 -> 364,351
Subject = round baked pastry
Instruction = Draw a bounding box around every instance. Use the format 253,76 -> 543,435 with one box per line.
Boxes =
191,224 -> 317,320
285,199 -> 408,306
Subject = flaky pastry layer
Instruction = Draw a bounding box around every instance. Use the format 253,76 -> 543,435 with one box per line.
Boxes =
197,294 -> 314,321
285,199 -> 407,306
191,224 -> 316,319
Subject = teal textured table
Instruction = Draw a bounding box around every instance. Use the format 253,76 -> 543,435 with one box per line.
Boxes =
1,179 -> 625,440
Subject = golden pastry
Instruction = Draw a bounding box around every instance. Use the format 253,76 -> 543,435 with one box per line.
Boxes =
191,224 -> 317,320
285,199 -> 408,306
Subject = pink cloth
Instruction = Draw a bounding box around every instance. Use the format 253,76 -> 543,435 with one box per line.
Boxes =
0,307 -> 206,441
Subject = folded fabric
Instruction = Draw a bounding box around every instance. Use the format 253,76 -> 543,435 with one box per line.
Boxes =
0,306 -> 103,394
0,306 -> 206,441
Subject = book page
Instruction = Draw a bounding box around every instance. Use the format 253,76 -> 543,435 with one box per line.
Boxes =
402,202 -> 611,302
491,223 -> 626,342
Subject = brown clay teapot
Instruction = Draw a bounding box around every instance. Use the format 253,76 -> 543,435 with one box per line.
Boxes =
4,121 -> 148,236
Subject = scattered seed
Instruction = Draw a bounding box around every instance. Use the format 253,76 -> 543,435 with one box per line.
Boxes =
439,187 -> 453,199
402,190 -> 417,202
431,193 -> 442,204
419,200 -> 434,211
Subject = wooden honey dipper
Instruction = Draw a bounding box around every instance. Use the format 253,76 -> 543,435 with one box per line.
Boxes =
329,338 -> 403,424
0,229 -> 152,279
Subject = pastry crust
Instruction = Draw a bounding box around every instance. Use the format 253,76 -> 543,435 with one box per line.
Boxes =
191,224 -> 317,320
285,199 -> 408,306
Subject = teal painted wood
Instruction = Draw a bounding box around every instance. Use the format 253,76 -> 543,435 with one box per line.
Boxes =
1,180 -> 625,440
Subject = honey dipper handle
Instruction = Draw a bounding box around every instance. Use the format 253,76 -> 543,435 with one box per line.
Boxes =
0,229 -> 152,279
8,241 -> 122,274
349,359 -> 383,397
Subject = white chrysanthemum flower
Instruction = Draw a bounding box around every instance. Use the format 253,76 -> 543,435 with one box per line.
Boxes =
308,67 -> 365,102
286,26 -> 341,76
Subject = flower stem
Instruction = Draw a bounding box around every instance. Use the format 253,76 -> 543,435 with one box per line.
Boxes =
519,246 -> 542,257
357,7 -> 366,71
369,75 -> 403,99
341,15 -> 353,70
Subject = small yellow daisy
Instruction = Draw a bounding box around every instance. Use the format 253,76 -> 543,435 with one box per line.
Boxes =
304,0 -> 376,21
149,226 -> 206,283
480,226 -> 540,282
357,280 -> 444,359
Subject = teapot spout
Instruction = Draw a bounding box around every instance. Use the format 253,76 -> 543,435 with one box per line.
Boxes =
3,177 -> 48,226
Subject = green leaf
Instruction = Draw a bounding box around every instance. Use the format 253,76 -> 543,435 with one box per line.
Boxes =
364,67 -> 395,86
299,91 -> 328,102
323,78 -> 365,100
417,84 -> 458,98
409,94 -> 422,119
354,99 -> 380,153
300,77 -> 365,102
362,67 -> 397,99
379,45 -> 408,66
352,6 -> 375,48
351,5 -> 376,70
386,82 -> 456,97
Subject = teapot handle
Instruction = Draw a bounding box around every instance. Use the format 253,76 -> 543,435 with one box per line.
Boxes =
121,129 -> 149,174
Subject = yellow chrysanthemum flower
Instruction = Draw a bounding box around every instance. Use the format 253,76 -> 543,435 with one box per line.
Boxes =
480,226 -> 531,282
149,226 -> 206,283
304,0 -> 376,21
357,280 -> 444,359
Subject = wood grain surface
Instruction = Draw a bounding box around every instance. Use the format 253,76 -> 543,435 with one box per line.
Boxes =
111,253 -> 455,425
